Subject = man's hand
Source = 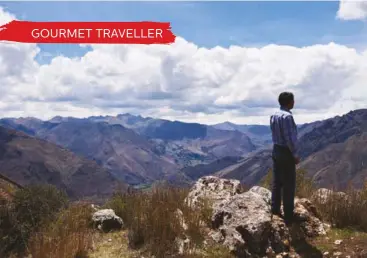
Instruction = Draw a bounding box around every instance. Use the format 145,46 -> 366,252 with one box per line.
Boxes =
294,156 -> 300,165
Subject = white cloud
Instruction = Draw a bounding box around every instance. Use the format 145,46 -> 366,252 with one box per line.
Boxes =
337,0 -> 367,20
0,7 -> 367,125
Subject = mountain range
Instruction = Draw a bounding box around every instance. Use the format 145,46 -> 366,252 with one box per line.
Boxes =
0,115 -> 256,185
0,108 -> 366,197
0,126 -> 120,200
183,109 -> 367,190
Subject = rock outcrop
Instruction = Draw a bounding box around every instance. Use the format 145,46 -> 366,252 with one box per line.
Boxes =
186,176 -> 242,208
294,198 -> 328,237
92,209 -> 124,232
311,188 -> 348,204
249,185 -> 272,204
187,176 -> 328,257
210,191 -> 288,257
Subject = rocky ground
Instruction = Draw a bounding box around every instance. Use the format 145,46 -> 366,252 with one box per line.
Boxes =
89,176 -> 367,258
89,229 -> 367,258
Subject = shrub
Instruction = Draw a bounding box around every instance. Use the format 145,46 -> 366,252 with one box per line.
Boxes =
314,182 -> 367,231
130,186 -> 185,256
106,186 -> 209,257
295,169 -> 314,198
28,203 -> 93,258
0,184 -> 68,256
104,191 -> 126,221
0,202 -> 22,255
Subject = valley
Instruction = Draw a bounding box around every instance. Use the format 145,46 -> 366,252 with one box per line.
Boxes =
1,109 -> 367,195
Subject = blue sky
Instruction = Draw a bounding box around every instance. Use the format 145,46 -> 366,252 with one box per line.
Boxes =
1,1 -> 366,62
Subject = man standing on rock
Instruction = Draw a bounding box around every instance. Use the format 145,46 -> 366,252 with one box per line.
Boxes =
270,92 -> 299,226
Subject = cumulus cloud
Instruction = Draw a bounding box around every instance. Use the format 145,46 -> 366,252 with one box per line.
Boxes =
337,0 -> 367,20
0,7 -> 366,125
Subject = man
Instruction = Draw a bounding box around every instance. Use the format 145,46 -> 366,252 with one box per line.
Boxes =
270,92 -> 299,226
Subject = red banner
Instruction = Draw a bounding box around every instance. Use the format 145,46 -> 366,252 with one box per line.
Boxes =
0,20 -> 176,44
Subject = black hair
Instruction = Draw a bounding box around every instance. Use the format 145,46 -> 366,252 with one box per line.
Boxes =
278,92 -> 294,107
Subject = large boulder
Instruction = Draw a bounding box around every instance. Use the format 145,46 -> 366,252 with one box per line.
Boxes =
294,198 -> 328,237
186,176 -> 242,208
92,209 -> 124,232
186,176 -> 328,257
210,191 -> 289,257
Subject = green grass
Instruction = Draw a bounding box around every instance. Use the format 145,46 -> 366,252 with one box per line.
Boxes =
312,228 -> 367,253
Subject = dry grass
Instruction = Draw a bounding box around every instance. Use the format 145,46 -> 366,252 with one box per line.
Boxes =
89,231 -> 234,258
314,182 -> 367,232
260,168 -> 367,233
0,184 -> 68,256
105,185 -> 213,257
89,231 -> 139,258
7,172 -> 367,258
260,168 -> 314,198
28,203 -> 94,258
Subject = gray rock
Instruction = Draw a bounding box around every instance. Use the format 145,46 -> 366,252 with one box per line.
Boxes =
269,215 -> 290,254
294,198 -> 327,237
334,239 -> 343,245
186,176 -> 242,208
211,191 -> 289,257
186,176 -> 327,257
249,186 -> 272,204
92,209 -> 123,232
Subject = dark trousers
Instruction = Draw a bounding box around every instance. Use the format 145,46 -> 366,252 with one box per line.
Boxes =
271,144 -> 296,224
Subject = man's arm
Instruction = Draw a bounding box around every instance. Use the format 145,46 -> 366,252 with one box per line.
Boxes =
283,115 -> 299,160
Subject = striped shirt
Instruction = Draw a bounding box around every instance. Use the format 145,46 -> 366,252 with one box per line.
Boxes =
270,107 -> 298,157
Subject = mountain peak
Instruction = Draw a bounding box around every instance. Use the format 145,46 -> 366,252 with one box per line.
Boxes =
117,113 -> 138,118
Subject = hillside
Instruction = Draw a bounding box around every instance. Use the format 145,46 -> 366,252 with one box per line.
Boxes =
0,173 -> 21,203
153,127 -> 256,166
181,156 -> 242,181
0,126 -> 119,200
2,109 -> 367,190
187,109 -> 367,189
89,114 -> 208,140
297,109 -> 367,158
89,114 -> 257,166
2,115 -> 257,170
0,119 -> 178,185
300,132 -> 367,190
213,122 -> 272,147
215,148 -> 273,186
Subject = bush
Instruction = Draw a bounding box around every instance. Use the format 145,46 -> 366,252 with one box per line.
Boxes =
106,186 -> 209,257
0,202 -> 22,255
0,184 -> 68,256
104,191 -> 126,220
28,203 -> 93,258
295,169 -> 314,198
314,183 -> 367,231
